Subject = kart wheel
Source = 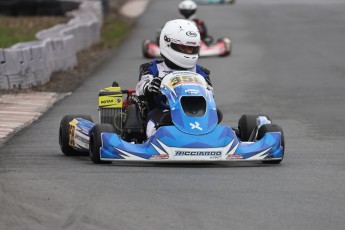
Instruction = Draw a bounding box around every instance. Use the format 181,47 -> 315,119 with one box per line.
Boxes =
142,40 -> 154,58
238,114 -> 271,141
228,39 -> 232,55
59,115 -> 93,156
218,38 -> 232,56
142,40 -> 149,58
257,124 -> 285,164
89,124 -> 115,164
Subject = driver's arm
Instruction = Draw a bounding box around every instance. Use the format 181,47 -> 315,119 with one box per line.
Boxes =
136,62 -> 155,96
136,74 -> 153,96
136,71 -> 161,110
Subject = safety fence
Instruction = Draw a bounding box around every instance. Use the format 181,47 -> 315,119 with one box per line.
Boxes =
0,0 -> 103,90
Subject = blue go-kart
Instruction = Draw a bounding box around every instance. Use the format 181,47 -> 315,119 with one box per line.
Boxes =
59,71 -> 285,164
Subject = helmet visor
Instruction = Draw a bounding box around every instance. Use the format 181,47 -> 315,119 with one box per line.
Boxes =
180,9 -> 196,19
171,43 -> 199,55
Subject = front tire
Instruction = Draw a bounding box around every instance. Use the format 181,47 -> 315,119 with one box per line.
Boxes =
257,124 -> 285,164
89,124 -> 115,164
238,114 -> 271,141
59,115 -> 93,156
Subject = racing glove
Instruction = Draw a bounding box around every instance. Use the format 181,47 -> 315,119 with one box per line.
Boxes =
144,77 -> 162,95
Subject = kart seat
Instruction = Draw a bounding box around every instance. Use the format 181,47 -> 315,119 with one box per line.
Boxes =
156,112 -> 173,129
122,104 -> 146,143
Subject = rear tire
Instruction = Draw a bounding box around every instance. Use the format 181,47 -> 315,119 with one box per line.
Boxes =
228,38 -> 232,55
59,115 -> 93,156
257,124 -> 285,164
142,40 -> 154,58
218,38 -> 232,56
89,124 -> 115,164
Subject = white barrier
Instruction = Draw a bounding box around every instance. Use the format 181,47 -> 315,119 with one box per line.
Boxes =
0,0 -> 103,90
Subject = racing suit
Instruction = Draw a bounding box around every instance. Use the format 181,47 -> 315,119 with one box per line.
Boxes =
136,60 -> 212,138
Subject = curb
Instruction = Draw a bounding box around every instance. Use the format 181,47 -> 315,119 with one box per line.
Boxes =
0,92 -> 70,146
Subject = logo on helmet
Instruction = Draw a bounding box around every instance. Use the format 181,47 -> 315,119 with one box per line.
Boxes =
186,31 -> 197,37
164,36 -> 171,42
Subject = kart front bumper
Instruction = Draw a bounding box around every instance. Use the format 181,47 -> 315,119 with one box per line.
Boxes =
100,125 -> 283,163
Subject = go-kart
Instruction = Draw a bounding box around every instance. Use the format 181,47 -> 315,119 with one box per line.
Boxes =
59,71 -> 285,164
142,35 -> 232,58
194,0 -> 236,4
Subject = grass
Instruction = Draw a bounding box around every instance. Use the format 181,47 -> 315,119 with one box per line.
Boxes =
0,15 -> 67,48
0,12 -> 132,49
100,13 -> 132,48
0,8 -> 133,93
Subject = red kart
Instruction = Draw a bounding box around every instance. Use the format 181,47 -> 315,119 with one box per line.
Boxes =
142,37 -> 232,59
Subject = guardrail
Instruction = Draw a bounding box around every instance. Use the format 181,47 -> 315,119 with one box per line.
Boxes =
0,0 -> 103,90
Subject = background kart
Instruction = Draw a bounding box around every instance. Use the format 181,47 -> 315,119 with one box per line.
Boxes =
142,37 -> 232,58
59,72 -> 284,165
194,0 -> 236,5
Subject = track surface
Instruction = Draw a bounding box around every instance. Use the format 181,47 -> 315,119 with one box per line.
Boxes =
1,0 -> 345,229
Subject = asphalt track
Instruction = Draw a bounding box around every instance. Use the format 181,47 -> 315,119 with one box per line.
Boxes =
1,0 -> 345,229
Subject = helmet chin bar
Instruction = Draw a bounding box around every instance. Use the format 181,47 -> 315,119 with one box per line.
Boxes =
161,49 -> 198,69
161,54 -> 188,70
180,9 -> 196,19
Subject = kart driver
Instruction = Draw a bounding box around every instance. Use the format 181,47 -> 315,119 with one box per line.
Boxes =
136,19 -> 213,138
178,0 -> 211,44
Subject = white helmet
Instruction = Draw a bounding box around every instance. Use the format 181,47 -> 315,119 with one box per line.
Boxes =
160,19 -> 200,69
178,0 -> 197,19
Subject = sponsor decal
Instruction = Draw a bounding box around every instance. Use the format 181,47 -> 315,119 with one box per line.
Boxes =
190,121 -> 202,131
75,134 -> 88,144
175,151 -> 221,156
186,31 -> 197,37
101,99 -> 114,104
170,38 -> 181,43
227,154 -> 243,159
98,95 -> 122,108
164,36 -> 171,42
150,155 -> 169,160
169,145 -> 227,160
69,125 -> 75,147
186,41 -> 197,45
185,89 -> 199,94
210,156 -> 222,160
169,75 -> 203,87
